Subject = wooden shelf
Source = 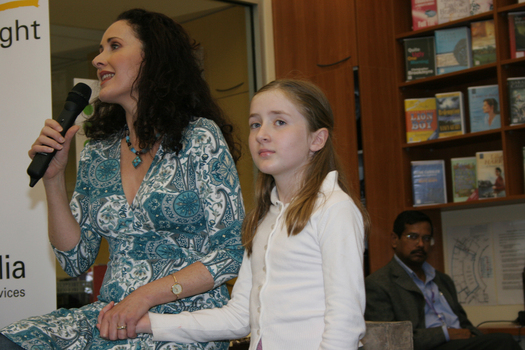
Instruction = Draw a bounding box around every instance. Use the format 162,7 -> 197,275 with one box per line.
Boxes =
402,129 -> 502,150
398,64 -> 497,89
497,3 -> 525,13
395,12 -> 494,40
406,194 -> 525,212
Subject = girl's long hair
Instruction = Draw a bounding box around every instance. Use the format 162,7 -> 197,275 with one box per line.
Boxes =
242,79 -> 370,255
84,8 -> 240,161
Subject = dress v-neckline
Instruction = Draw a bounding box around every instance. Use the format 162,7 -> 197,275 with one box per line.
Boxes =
119,139 -> 161,207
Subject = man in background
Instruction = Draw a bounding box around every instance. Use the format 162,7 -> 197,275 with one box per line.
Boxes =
364,210 -> 520,350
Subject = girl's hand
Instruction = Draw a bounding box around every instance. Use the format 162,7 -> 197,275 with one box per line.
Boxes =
97,288 -> 154,340
96,301 -> 115,329
28,119 -> 80,180
136,313 -> 152,334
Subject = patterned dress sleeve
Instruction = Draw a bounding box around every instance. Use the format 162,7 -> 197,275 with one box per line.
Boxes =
188,119 -> 245,288
52,141 -> 102,277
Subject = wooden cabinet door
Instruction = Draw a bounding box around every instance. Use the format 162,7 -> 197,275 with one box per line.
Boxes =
309,66 -> 360,193
183,6 -> 249,99
273,0 -> 358,78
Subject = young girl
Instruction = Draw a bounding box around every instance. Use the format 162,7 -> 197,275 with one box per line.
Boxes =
102,79 -> 369,349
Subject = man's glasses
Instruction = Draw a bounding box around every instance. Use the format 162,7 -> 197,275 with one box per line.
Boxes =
404,233 -> 433,245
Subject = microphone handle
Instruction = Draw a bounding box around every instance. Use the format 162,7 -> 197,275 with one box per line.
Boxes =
27,100 -> 85,187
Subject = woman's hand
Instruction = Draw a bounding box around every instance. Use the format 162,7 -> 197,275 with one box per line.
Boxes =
97,288 -> 155,340
28,119 -> 80,181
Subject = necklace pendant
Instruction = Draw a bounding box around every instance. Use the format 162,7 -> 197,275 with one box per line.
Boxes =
132,155 -> 142,168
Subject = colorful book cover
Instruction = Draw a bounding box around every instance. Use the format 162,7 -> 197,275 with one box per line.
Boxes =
405,98 -> 438,143
476,150 -> 505,199
451,157 -> 477,202
509,12 -> 525,59
404,37 -> 436,81
435,91 -> 465,138
467,84 -> 500,132
471,20 -> 496,66
435,27 -> 472,75
507,77 -> 525,125
411,160 -> 447,206
437,0 -> 470,24
470,0 -> 493,15
411,0 -> 438,30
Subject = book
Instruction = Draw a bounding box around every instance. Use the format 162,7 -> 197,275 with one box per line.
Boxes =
435,27 -> 472,75
508,77 -> 525,125
411,160 -> 447,206
404,37 -> 436,81
411,0 -> 438,30
467,84 -> 500,132
405,98 -> 438,143
471,19 -> 496,66
435,91 -> 465,138
476,150 -> 505,199
451,157 -> 477,202
509,12 -> 525,59
437,0 -> 470,24
470,0 -> 493,16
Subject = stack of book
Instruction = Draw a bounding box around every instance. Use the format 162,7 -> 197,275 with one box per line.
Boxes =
410,150 -> 506,206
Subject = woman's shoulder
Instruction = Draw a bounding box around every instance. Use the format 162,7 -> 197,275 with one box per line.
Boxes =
79,134 -> 120,159
187,117 -> 221,134
181,117 -> 226,151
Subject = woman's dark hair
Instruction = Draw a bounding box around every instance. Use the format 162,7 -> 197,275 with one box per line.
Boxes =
85,8 -> 240,161
392,210 -> 433,238
483,98 -> 500,114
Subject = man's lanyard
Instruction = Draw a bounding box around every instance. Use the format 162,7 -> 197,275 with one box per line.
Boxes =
423,289 -> 447,327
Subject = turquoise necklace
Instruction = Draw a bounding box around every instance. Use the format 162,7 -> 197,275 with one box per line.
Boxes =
124,125 -> 158,168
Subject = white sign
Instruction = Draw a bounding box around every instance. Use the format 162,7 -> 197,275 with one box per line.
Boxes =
0,0 -> 56,327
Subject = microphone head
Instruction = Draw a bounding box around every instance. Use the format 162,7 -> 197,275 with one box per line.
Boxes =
67,82 -> 92,106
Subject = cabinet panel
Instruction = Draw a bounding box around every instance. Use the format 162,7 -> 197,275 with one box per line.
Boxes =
183,6 -> 249,99
216,92 -> 255,212
272,0 -> 358,78
309,66 -> 360,193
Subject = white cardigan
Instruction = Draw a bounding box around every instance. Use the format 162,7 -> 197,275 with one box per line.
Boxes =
150,171 -> 366,349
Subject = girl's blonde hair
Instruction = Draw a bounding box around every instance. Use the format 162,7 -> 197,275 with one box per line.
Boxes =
242,79 -> 370,255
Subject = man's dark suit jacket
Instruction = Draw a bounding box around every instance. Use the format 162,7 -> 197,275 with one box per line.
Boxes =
364,258 -> 482,350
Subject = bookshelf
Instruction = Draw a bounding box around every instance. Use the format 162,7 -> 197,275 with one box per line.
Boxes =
389,0 -> 525,270
271,0 -> 525,273
395,0 -> 525,206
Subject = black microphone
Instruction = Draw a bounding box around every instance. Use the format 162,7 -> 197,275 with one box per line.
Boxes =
27,83 -> 92,187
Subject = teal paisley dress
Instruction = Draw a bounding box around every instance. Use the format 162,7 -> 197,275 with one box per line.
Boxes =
1,118 -> 245,349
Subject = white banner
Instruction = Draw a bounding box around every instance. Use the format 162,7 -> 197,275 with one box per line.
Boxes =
0,0 -> 56,327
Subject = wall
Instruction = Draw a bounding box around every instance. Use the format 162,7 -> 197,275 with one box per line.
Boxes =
442,203 -> 525,326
